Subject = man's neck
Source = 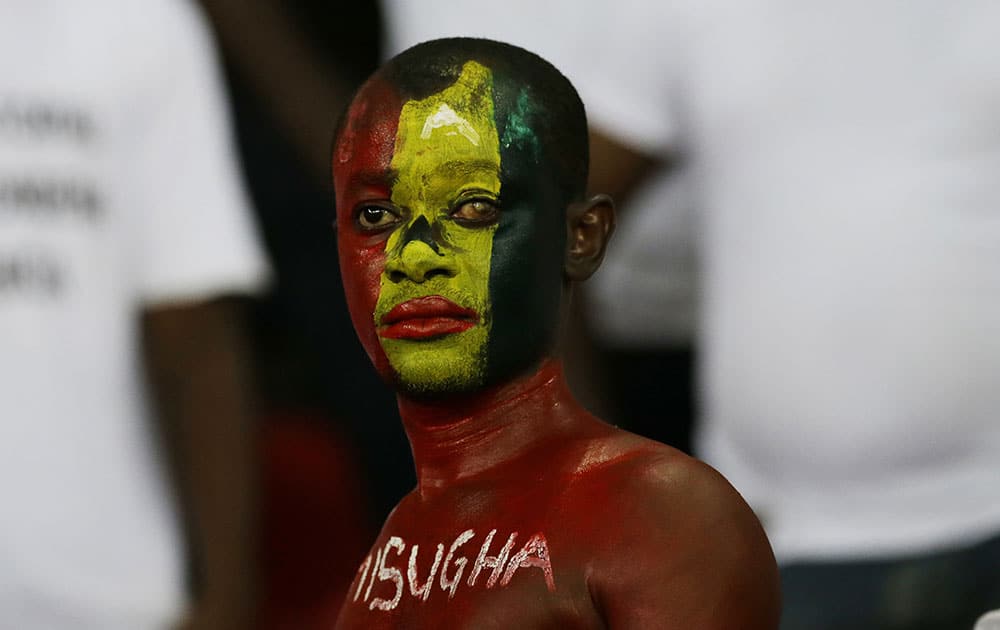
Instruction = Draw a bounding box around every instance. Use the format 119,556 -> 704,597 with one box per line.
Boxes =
397,359 -> 583,497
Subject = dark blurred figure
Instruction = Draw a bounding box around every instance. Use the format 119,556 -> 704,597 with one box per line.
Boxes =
195,0 -> 413,625
0,1 -> 268,629
383,1 -> 1000,628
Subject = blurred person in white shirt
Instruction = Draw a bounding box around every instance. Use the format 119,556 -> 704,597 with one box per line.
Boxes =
0,1 -> 269,628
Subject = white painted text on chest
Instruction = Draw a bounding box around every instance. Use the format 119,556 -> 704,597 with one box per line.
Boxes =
351,527 -> 555,612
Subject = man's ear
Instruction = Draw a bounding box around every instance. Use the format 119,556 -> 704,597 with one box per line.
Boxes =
565,194 -> 616,281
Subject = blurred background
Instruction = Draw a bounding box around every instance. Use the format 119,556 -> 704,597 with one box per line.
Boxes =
1,1 -> 998,629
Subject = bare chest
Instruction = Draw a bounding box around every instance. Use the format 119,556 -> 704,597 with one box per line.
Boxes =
337,488 -> 609,629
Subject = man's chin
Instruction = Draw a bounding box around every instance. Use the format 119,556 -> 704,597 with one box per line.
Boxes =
381,341 -> 487,398
392,373 -> 485,399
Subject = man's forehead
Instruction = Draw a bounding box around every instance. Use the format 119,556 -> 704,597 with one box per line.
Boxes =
335,61 -> 547,184
334,77 -> 403,173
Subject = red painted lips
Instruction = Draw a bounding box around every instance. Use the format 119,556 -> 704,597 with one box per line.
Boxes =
378,295 -> 478,340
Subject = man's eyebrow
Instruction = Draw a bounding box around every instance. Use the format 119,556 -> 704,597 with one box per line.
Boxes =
434,160 -> 501,177
348,169 -> 397,190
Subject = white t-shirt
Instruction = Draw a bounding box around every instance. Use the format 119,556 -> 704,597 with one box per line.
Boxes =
0,1 -> 268,627
382,0 -> 1000,562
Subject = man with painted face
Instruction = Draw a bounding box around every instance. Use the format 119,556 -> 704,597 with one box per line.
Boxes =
332,38 -> 780,629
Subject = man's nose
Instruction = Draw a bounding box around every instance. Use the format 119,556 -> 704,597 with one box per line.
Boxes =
384,217 -> 457,283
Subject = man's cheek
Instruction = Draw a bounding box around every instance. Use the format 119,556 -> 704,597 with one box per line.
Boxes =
483,206 -> 564,380
489,212 -> 555,310
339,240 -> 392,372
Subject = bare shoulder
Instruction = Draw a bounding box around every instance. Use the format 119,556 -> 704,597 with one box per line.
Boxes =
579,431 -> 781,629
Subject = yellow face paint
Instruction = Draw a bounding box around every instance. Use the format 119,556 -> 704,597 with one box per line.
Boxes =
374,61 -> 501,393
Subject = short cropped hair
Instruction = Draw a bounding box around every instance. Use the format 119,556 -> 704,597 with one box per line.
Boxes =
357,37 -> 590,206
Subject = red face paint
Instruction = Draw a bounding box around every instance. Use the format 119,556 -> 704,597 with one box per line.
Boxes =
333,77 -> 403,380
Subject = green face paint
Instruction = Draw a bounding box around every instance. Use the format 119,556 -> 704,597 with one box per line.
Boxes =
374,61 -> 502,394
500,88 -> 542,160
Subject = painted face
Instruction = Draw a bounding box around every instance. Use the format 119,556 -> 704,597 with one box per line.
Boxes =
335,60 -> 566,395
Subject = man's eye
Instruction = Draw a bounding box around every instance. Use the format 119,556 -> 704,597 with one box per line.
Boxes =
356,205 -> 401,231
451,199 -> 499,224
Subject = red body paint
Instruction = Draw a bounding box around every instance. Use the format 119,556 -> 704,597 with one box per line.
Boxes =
335,360 -> 779,628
